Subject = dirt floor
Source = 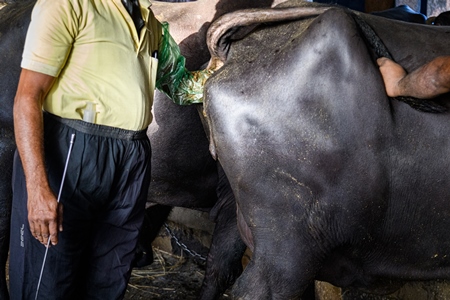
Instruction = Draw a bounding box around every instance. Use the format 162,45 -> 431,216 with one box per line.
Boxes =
124,248 -> 229,300
6,245 -> 224,299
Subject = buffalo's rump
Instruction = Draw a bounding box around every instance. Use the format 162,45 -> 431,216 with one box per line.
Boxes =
204,2 -> 450,298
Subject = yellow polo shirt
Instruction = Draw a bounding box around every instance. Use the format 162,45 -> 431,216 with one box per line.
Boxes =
21,0 -> 162,130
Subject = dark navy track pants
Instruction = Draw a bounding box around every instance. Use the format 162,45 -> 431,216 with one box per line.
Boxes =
9,113 -> 151,300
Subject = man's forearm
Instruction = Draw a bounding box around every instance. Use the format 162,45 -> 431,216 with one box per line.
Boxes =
14,70 -> 51,192
378,56 -> 450,99
398,56 -> 450,99
14,94 -> 48,191
13,69 -> 61,246
155,22 -> 214,105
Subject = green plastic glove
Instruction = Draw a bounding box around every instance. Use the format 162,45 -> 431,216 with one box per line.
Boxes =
156,22 -> 213,105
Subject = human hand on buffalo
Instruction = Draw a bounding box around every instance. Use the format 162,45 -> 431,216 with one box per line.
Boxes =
173,69 -> 214,105
377,57 -> 407,97
378,56 -> 450,100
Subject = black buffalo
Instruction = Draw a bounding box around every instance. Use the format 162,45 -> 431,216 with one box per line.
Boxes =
0,1 -> 35,298
203,1 -> 450,298
0,0 -> 285,299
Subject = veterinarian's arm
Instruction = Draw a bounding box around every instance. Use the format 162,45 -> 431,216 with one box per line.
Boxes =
377,56 -> 450,99
155,22 -> 213,105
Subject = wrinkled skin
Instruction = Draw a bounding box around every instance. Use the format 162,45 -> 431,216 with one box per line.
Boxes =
145,1 -> 284,298
204,1 -> 450,299
0,0 -> 284,299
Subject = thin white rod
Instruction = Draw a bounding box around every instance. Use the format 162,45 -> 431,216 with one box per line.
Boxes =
35,133 -> 75,300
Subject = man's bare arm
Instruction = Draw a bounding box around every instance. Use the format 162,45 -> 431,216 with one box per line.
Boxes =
14,69 -> 62,246
377,56 -> 450,99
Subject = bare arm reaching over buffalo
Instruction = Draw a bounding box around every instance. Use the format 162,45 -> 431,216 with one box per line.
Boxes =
377,56 -> 450,99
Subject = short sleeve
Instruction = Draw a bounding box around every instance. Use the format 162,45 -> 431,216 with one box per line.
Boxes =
21,0 -> 80,77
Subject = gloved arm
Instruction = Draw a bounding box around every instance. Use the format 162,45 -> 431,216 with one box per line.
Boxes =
155,22 -> 213,105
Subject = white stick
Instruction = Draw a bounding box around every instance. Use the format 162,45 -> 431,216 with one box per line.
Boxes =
35,133 -> 76,300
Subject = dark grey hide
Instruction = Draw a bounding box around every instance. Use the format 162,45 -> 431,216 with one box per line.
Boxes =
0,0 -> 251,299
204,1 -> 450,299
145,0 -> 281,298
0,1 -> 35,299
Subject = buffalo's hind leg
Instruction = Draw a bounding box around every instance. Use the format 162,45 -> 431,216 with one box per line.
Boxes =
133,204 -> 172,268
199,164 -> 247,300
229,196 -> 321,300
230,244 -> 319,300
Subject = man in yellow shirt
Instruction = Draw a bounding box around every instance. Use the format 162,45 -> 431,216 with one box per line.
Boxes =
10,0 -> 209,298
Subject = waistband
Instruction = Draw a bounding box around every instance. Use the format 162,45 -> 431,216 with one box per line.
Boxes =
44,112 -> 148,141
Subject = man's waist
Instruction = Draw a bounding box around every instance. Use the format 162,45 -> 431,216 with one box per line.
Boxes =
44,112 -> 148,141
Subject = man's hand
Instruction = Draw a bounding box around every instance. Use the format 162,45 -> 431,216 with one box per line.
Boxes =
27,185 -> 63,246
377,57 -> 406,98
